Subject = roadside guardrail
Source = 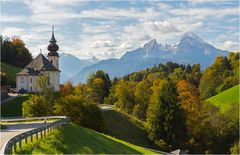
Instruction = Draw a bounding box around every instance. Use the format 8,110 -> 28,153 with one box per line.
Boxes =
1,116 -> 70,154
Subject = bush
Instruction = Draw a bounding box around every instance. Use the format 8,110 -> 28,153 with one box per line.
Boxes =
22,87 -> 55,117
54,95 -> 103,131
230,141 -> 240,154
23,95 -> 53,117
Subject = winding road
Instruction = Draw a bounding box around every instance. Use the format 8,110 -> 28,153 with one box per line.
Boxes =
0,104 -> 114,153
0,121 -> 50,151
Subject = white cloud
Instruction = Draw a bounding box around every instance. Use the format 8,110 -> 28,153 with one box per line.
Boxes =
2,27 -> 25,36
170,7 -> 238,18
123,20 -> 183,44
22,0 -> 82,25
143,21 -> 180,34
92,40 -> 117,48
1,1 -> 239,60
223,41 -> 239,51
1,15 -> 28,23
82,23 -> 116,34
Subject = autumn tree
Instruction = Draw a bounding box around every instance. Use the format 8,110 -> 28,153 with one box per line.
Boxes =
186,64 -> 202,87
177,80 -> 202,147
114,80 -> 136,113
146,79 -> 186,148
60,81 -> 74,97
104,82 -> 117,105
199,54 -> 239,99
87,78 -> 105,104
1,36 -> 32,67
87,70 -> 111,104
74,83 -> 85,97
133,80 -> 151,120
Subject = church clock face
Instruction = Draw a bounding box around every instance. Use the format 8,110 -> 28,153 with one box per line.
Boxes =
20,77 -> 25,83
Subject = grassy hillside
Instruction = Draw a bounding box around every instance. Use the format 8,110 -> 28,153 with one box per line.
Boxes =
207,84 -> 239,113
1,62 -> 21,86
16,123 -> 158,154
1,62 -> 21,79
1,94 -> 30,117
102,109 -> 159,150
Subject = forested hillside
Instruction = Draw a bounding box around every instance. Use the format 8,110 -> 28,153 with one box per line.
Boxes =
19,52 -> 239,154
102,52 -> 239,153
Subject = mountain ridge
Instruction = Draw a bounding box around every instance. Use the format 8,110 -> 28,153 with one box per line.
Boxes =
70,32 -> 228,84
59,53 -> 99,83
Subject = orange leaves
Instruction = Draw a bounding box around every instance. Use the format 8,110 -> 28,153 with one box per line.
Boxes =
60,81 -> 74,97
177,80 -> 199,112
11,36 -> 25,47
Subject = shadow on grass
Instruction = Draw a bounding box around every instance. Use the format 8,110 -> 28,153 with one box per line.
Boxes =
102,109 -> 159,150
16,123 -> 145,154
59,124 -> 142,154
1,95 -> 29,117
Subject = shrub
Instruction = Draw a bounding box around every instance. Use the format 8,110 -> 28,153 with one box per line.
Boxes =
22,95 -> 53,117
230,141 -> 240,154
54,95 -> 103,131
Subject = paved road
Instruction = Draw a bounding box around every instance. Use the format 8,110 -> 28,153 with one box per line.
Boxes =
99,104 -> 114,111
0,121 -> 50,150
1,93 -> 20,104
0,104 -> 113,152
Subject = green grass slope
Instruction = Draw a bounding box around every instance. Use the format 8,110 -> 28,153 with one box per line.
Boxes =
16,123 -> 158,154
102,109 -> 159,150
1,94 -> 30,117
207,84 -> 239,113
1,62 -> 21,81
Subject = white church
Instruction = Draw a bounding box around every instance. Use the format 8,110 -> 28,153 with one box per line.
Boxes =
16,26 -> 60,92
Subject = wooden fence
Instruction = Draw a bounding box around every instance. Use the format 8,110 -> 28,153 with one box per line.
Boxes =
2,116 -> 70,154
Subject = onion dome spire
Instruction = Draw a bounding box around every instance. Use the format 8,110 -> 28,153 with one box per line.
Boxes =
49,25 -> 57,43
47,25 -> 59,57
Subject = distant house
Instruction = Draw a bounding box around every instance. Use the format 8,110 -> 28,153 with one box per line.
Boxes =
16,26 -> 60,92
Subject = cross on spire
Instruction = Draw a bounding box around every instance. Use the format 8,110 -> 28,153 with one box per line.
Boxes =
49,25 -> 57,43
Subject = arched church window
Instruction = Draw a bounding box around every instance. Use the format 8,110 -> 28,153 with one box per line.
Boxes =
20,77 -> 24,83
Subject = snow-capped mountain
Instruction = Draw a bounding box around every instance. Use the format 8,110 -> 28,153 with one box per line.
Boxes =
71,32 -> 228,84
59,53 -> 99,83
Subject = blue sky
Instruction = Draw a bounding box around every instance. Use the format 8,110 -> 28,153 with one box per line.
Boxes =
1,0 -> 239,59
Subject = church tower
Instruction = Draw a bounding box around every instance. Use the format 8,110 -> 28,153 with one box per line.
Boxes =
47,25 -> 59,69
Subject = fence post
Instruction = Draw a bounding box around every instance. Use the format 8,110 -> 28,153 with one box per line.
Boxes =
40,130 -> 43,139
25,136 -> 27,144
36,132 -> 38,140
44,128 -> 46,137
19,139 -> 22,148
12,140 -> 16,153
